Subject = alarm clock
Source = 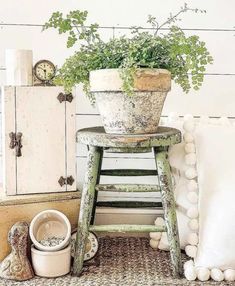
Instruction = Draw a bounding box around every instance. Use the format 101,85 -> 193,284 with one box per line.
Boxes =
33,60 -> 56,86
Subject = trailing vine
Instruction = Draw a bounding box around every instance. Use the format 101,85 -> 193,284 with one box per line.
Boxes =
44,4 -> 213,102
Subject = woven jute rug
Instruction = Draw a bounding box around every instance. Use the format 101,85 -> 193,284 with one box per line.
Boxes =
0,237 -> 233,286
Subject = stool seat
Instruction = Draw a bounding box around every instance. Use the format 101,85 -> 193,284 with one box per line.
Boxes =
77,126 -> 181,148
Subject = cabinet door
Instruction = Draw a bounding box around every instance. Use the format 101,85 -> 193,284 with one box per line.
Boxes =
2,86 -> 76,195
2,87 -> 17,195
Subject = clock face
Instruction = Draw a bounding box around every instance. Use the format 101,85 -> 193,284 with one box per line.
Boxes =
34,60 -> 56,82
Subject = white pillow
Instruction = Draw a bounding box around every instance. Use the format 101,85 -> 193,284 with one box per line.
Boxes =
184,122 -> 235,282
150,115 -> 235,282
150,114 -> 199,251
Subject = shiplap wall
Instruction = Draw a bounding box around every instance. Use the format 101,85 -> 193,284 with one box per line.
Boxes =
0,0 -> 235,202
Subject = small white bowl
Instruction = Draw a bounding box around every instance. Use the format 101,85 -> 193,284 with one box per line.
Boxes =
31,244 -> 71,278
29,209 -> 71,252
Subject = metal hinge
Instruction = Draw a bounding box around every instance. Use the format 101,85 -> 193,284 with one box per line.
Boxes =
58,175 -> 75,187
9,132 -> 23,157
57,92 -> 73,103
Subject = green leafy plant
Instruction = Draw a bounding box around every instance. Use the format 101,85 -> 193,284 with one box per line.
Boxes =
44,4 -> 213,102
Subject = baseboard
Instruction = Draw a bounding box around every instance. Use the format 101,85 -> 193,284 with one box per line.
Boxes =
0,191 -> 162,261
95,207 -> 163,237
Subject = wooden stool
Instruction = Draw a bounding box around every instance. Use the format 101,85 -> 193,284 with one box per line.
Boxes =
73,126 -> 183,277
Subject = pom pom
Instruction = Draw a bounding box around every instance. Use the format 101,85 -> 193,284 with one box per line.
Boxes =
197,267 -> 210,281
211,268 -> 224,282
188,219 -> 199,231
154,217 -> 164,226
200,116 -> 210,124
185,168 -> 197,180
158,239 -> 169,251
150,239 -> 159,249
183,120 -> 195,132
157,232 -> 169,250
168,112 -> 179,123
184,143 -> 196,154
184,260 -> 194,270
184,266 -> 197,281
187,233 -> 198,245
187,192 -> 198,204
187,207 -> 199,219
183,132 -> 194,143
224,269 -> 235,281
185,153 -> 197,165
184,114 -> 194,121
149,232 -> 162,241
187,180 -> 198,192
218,117 -> 231,126
160,232 -> 168,244
185,245 -> 197,258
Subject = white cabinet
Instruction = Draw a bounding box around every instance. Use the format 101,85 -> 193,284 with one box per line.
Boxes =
1,86 -> 76,195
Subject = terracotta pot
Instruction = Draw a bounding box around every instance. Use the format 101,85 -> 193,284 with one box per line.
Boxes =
29,210 -> 71,252
90,68 -> 171,134
31,244 -> 71,278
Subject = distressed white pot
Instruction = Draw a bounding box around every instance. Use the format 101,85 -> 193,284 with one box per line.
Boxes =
29,210 -> 71,252
90,68 -> 171,134
31,244 -> 71,278
5,49 -> 33,86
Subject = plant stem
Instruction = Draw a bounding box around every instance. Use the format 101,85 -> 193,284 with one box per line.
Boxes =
154,7 -> 198,36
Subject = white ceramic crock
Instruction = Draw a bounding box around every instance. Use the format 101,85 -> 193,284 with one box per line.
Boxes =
31,244 -> 71,278
29,209 -> 71,252
5,49 -> 33,86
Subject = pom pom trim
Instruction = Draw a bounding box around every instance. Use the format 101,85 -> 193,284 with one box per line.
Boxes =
150,115 -> 235,281
183,116 -> 235,282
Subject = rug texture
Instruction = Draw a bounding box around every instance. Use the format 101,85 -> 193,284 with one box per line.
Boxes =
0,237 -> 233,286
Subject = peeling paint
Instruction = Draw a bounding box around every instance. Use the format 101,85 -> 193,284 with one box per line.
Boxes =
94,91 -> 168,134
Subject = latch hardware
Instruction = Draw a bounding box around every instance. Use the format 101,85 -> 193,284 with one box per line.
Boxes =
9,132 -> 23,157
58,175 -> 75,187
57,92 -> 73,103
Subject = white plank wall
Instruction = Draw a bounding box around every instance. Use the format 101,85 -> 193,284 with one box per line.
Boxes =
0,0 -> 235,206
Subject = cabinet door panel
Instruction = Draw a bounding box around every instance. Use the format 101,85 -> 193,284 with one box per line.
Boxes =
16,87 -> 66,194
2,87 -> 17,195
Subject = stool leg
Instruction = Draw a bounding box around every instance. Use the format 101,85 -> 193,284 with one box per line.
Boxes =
72,146 -> 102,276
154,147 -> 183,277
90,147 -> 103,225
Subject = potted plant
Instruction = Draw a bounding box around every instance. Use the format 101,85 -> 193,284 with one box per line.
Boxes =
44,4 -> 213,134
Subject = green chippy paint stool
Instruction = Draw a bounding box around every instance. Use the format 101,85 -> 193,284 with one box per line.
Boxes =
73,126 -> 183,277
